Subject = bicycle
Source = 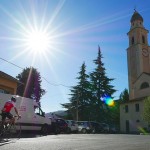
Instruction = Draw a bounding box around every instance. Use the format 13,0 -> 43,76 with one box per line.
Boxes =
0,114 -> 21,141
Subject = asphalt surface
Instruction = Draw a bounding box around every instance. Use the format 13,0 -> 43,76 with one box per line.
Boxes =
0,134 -> 150,150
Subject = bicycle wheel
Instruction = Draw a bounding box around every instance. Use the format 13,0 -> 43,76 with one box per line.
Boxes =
10,123 -> 21,139
3,123 -> 21,140
0,122 -> 4,141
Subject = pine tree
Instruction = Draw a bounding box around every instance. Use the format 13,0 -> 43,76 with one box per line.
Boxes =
62,62 -> 92,121
89,46 -> 116,122
119,88 -> 129,102
16,67 -> 46,103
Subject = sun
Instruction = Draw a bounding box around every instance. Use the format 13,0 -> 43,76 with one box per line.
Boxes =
25,30 -> 50,54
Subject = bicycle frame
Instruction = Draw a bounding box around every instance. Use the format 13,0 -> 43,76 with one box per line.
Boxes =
0,115 -> 21,140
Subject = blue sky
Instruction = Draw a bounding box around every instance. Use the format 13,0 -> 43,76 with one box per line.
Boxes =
0,0 -> 150,113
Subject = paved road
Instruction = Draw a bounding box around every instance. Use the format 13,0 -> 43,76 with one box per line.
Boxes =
0,134 -> 150,150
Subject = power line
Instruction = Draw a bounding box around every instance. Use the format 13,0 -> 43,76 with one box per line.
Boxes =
0,57 -> 24,70
42,77 -> 71,88
0,57 -> 71,88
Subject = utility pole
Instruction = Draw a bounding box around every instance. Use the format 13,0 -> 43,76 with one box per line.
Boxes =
76,97 -> 78,121
76,91 -> 79,121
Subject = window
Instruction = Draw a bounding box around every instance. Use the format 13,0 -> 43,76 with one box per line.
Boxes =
126,120 -> 130,133
0,89 -> 10,94
140,82 -> 149,89
0,89 -> 4,93
125,105 -> 128,113
132,37 -> 134,45
142,36 -> 145,44
135,103 -> 139,112
34,106 -> 45,117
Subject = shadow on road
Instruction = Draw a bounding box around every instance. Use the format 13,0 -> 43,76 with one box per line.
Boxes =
19,131 -> 43,138
0,139 -> 14,146
0,131 -> 44,146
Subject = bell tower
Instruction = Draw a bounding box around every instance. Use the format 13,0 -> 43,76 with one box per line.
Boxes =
127,10 -> 150,100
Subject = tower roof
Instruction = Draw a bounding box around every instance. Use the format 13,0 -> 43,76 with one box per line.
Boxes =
130,10 -> 143,23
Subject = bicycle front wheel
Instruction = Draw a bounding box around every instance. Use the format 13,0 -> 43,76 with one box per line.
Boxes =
10,123 -> 21,139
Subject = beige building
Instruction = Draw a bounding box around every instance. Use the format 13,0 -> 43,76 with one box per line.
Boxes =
120,10 -> 150,133
0,71 -> 20,94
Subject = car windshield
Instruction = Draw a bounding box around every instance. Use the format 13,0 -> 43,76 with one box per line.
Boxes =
77,122 -> 84,126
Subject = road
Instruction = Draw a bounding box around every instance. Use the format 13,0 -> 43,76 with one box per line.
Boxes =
0,134 -> 150,150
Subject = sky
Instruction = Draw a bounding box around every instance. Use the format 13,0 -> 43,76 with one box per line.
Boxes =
0,0 -> 150,113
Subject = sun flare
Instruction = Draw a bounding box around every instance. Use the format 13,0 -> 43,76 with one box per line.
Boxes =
25,30 -> 50,54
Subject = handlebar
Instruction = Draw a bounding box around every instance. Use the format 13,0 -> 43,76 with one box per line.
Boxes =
14,115 -> 21,120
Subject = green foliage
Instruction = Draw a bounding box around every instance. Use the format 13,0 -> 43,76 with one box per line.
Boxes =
62,46 -> 117,123
89,47 -> 116,122
119,88 -> 129,102
108,100 -> 120,127
143,97 -> 150,124
62,62 -> 92,121
16,67 -> 46,103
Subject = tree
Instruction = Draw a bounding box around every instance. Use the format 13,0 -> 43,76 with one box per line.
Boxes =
89,46 -> 116,122
143,97 -> 150,124
16,67 -> 46,103
119,88 -> 129,102
62,62 -> 92,121
62,46 -> 116,122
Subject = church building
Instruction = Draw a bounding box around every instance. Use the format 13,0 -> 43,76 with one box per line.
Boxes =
120,10 -> 150,133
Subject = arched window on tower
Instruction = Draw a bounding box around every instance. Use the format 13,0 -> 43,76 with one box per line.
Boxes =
140,82 -> 149,89
142,36 -> 145,44
132,37 -> 134,45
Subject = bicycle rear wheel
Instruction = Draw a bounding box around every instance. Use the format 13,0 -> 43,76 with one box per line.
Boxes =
0,122 -> 4,141
3,123 -> 21,140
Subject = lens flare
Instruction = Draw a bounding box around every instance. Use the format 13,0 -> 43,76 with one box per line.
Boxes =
101,95 -> 115,107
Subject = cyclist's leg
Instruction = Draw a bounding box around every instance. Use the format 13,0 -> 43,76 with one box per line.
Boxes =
7,113 -> 14,124
1,113 -> 13,139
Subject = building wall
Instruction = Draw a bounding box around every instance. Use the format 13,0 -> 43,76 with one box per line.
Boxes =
120,100 -> 148,133
121,12 -> 150,133
0,76 -> 18,94
133,74 -> 150,99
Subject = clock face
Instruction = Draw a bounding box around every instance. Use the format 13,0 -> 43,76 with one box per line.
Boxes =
142,48 -> 149,57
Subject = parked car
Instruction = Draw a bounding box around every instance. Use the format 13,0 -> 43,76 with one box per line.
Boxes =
66,120 -> 78,133
89,121 -> 102,133
109,124 -> 119,133
77,121 -> 92,134
55,118 -> 70,134
99,123 -> 109,133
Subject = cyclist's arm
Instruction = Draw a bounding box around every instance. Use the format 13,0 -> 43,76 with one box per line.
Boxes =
14,107 -> 19,117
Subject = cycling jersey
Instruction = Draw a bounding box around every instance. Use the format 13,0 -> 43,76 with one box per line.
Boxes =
2,100 -> 16,112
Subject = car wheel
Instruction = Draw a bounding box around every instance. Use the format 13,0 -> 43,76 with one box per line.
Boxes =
55,126 -> 60,134
67,127 -> 71,134
82,128 -> 87,134
41,125 -> 49,135
92,128 -> 96,134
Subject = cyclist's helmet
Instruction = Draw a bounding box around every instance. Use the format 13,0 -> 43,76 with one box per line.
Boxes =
11,97 -> 16,102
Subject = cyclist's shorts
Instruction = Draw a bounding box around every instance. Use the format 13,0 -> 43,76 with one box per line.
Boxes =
1,112 -> 13,121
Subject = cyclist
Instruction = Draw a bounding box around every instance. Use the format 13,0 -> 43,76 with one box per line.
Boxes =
1,96 -> 20,126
